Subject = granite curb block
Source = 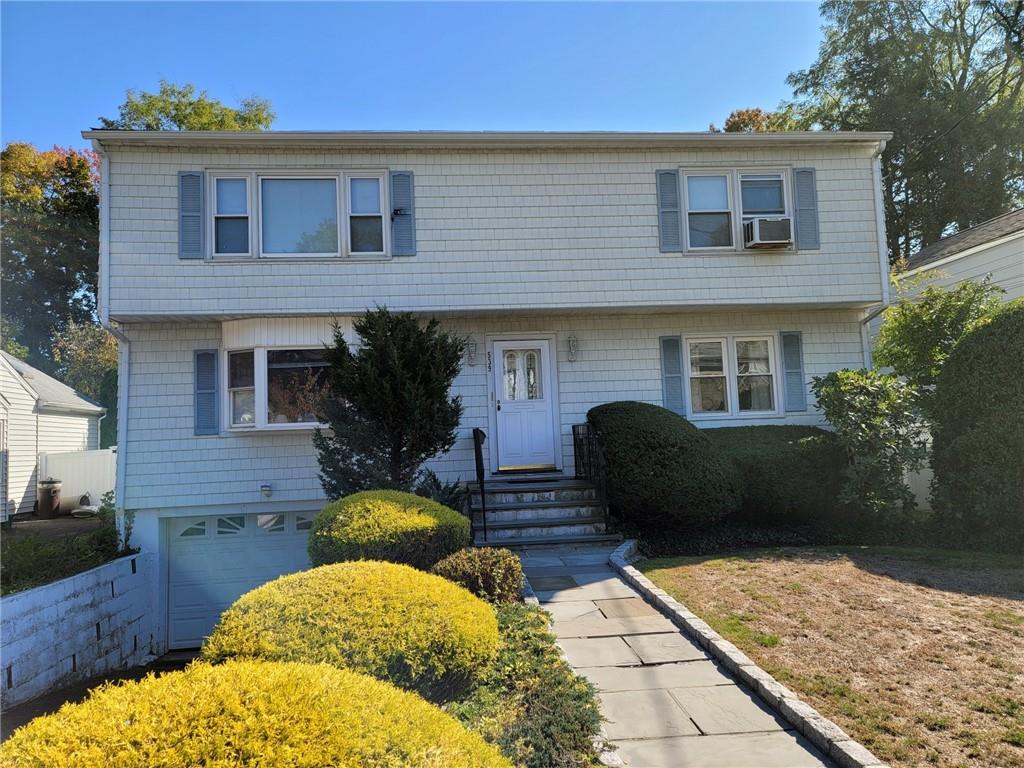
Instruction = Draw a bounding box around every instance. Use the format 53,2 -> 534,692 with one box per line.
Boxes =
608,539 -> 889,768
520,569 -> 624,767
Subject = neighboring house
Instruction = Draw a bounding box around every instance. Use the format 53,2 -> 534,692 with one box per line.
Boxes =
86,128 -> 892,649
901,208 -> 1024,300
0,351 -> 106,518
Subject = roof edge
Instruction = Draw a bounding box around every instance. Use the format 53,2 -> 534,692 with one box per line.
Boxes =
83,129 -> 893,150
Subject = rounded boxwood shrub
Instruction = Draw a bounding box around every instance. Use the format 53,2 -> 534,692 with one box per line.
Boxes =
704,425 -> 845,526
587,402 -> 740,531
0,660 -> 511,767
432,547 -> 524,604
202,561 -> 499,701
932,300 -> 1024,552
308,489 -> 469,569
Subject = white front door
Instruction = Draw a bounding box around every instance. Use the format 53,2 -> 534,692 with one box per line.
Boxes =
492,340 -> 557,471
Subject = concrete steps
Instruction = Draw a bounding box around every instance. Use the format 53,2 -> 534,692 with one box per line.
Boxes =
469,474 -> 618,546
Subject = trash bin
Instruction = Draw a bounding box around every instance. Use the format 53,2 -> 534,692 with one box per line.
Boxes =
37,478 -> 62,519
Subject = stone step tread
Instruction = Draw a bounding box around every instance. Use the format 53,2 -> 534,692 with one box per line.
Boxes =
468,478 -> 594,493
469,498 -> 601,512
474,515 -> 607,530
475,533 -> 622,547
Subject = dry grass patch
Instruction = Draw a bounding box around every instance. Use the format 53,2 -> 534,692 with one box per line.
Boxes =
640,547 -> 1024,768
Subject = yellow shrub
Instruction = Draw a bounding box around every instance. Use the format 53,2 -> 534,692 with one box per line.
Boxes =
308,489 -> 469,569
202,561 -> 499,701
0,660 -> 511,768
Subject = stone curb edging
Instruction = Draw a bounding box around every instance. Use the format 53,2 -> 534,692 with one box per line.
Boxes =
520,570 -> 625,767
609,540 -> 889,768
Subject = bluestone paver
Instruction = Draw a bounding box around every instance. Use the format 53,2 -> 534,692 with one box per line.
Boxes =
515,544 -> 835,768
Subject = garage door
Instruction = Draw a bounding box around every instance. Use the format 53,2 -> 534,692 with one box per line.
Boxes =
167,512 -> 314,648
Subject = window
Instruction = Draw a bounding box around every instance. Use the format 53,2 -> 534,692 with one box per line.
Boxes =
684,174 -> 733,249
228,351 -> 255,426
347,176 -> 385,254
739,174 -> 787,222
261,178 -> 339,256
678,168 -> 793,251
684,335 -> 779,418
502,348 -> 544,401
266,349 -> 329,424
214,177 -> 250,255
207,170 -> 390,258
227,347 -> 329,430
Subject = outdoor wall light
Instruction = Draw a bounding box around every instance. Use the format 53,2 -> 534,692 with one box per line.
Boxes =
567,336 -> 579,362
466,341 -> 478,366
259,483 -> 273,498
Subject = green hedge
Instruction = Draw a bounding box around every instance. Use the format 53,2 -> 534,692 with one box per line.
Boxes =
452,604 -> 602,768
932,299 -> 1024,552
308,489 -> 469,569
202,561 -> 499,702
704,426 -> 845,526
432,548 -> 524,604
587,402 -> 740,531
0,660 -> 511,767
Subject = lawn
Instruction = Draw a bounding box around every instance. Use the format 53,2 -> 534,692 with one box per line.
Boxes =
640,546 -> 1024,768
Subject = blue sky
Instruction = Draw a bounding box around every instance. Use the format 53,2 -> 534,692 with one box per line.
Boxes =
2,2 -> 823,150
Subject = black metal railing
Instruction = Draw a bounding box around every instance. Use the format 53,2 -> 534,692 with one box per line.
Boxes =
572,423 -> 610,531
472,427 -> 488,541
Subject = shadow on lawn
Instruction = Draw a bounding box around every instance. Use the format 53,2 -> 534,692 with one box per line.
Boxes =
647,545 -> 1024,602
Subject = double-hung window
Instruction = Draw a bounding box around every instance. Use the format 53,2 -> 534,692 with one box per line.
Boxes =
738,173 -> 788,223
685,335 -> 779,418
227,347 -> 329,429
208,171 -> 388,258
214,177 -> 250,256
683,173 -> 734,249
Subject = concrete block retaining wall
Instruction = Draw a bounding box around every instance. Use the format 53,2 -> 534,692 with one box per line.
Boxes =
0,553 -> 156,710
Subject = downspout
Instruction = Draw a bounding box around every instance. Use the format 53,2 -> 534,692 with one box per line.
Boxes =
92,141 -> 130,513
860,139 -> 892,368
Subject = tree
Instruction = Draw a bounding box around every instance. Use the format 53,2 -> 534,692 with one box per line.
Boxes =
1,143 -> 99,369
709,106 -> 805,133
1,317 -> 29,359
51,321 -> 119,447
788,1 -> 1024,264
874,276 -> 1005,406
314,308 -> 465,499
98,80 -> 275,131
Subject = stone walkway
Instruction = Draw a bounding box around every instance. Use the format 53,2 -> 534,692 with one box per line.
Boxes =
518,545 -> 834,768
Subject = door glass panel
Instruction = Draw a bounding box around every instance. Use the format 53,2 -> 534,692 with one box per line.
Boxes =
525,351 -> 541,399
256,514 -> 285,533
217,515 -> 245,535
503,352 -> 519,400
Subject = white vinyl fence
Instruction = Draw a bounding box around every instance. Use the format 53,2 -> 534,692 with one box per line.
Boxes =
37,448 -> 116,510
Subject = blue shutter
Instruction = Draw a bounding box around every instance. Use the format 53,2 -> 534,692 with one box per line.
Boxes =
389,171 -> 416,256
656,170 -> 682,252
779,332 -> 807,412
793,168 -> 820,250
660,336 -> 686,415
194,350 -> 219,435
178,171 -> 205,259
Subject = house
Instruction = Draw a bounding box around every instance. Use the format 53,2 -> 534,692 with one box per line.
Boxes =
900,208 -> 1023,300
0,351 -> 106,519
85,128 -> 892,649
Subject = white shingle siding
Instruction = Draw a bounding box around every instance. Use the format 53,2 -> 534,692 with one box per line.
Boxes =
2,363 -> 38,514
909,234 -> 1024,301
105,145 -> 885,318
120,308 -> 865,514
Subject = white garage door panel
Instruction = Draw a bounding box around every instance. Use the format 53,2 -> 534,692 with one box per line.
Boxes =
167,512 -> 314,649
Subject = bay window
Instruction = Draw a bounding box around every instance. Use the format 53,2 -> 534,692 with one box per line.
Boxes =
208,170 -> 388,258
227,347 -> 329,429
684,335 -> 779,418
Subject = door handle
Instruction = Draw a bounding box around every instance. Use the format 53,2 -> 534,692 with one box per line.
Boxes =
496,400 -> 501,412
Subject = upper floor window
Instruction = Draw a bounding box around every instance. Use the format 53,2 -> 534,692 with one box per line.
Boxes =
208,171 -> 388,259
680,169 -> 792,251
685,334 -> 779,418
